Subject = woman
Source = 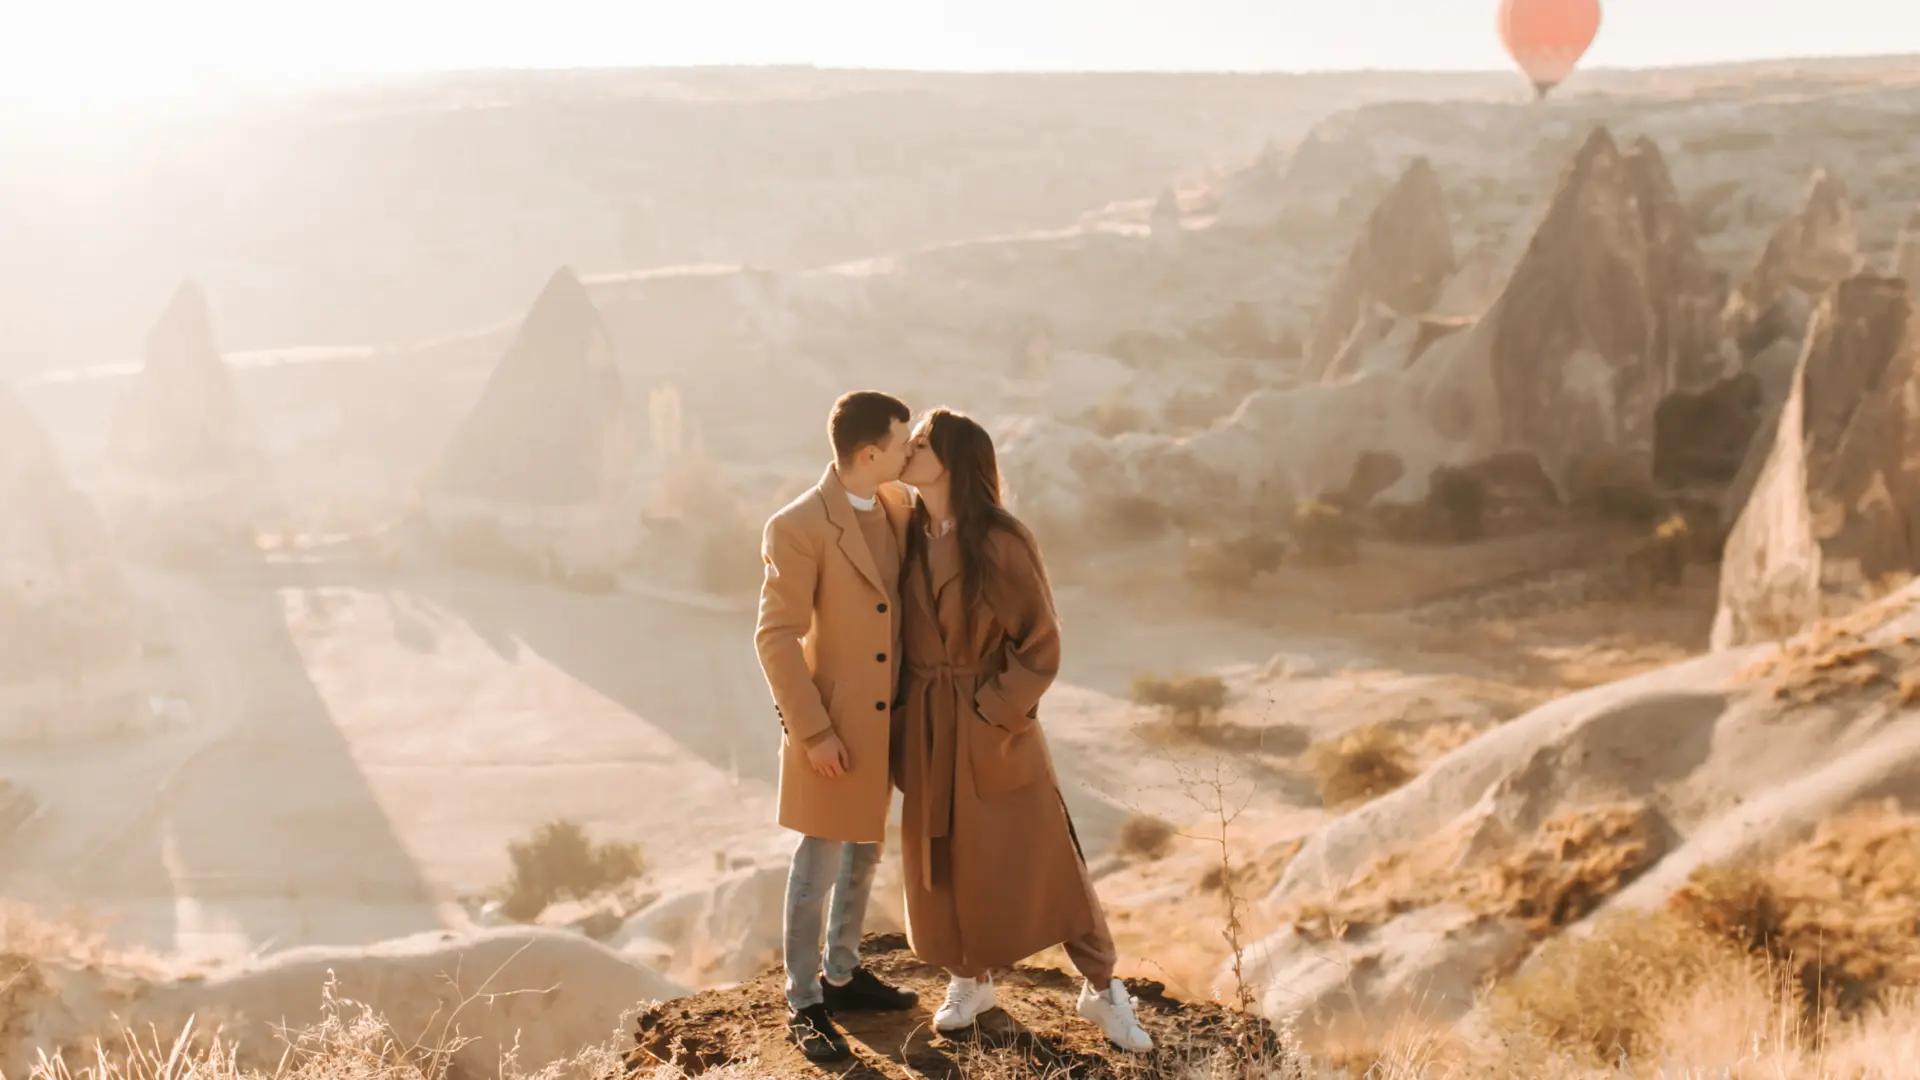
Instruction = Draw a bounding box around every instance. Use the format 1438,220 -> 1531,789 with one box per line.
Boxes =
892,407 -> 1153,1053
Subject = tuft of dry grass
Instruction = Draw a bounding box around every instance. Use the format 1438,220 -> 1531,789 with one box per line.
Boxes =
1303,724 -> 1415,809
1289,500 -> 1359,566
1738,585 -> 1920,706
1183,534 -> 1286,592
1114,814 -> 1177,861
1670,799 -> 1920,1012
1286,803 -> 1658,944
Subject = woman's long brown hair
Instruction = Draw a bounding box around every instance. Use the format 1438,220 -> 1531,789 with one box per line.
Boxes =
903,408 -> 1041,635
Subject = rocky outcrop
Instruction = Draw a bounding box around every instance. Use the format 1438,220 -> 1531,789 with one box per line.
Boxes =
1470,129 -> 1728,481
1723,170 -> 1859,360
1305,157 -> 1455,381
424,268 -> 644,579
1896,208 -> 1920,289
1,385 -> 143,737
1652,373 -> 1765,489
1713,275 -> 1919,648
627,933 -> 1288,1078
104,282 -> 260,547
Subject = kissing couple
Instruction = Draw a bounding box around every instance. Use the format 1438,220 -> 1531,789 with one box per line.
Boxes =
753,391 -> 1155,1063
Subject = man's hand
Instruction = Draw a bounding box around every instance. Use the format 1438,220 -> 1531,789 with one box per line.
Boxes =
806,732 -> 852,779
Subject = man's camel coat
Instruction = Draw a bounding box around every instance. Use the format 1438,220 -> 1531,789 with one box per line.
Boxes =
754,463 -> 912,843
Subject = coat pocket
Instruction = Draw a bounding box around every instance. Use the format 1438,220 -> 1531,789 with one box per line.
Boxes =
967,706 -> 1047,797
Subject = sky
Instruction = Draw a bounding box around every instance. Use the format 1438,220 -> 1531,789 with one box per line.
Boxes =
5,0 -> 1919,107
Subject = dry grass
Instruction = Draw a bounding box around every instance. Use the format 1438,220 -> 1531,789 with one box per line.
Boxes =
1286,803 -> 1658,944
1671,799 -> 1920,1012
1738,584 -> 1920,706
1302,724 -> 1415,809
1289,501 -> 1358,566
1183,535 -> 1286,591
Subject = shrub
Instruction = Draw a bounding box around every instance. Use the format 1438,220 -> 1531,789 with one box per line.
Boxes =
1425,466 -> 1488,542
1183,534 -> 1285,591
1290,500 -> 1359,565
1567,452 -> 1664,525
1084,398 -> 1151,437
500,820 -> 646,922
1624,513 -> 1689,594
1131,673 -> 1229,727
1088,494 -> 1170,541
1115,814 -> 1177,860
1305,724 -> 1414,808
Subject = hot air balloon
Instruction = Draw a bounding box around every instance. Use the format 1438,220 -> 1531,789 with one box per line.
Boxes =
1498,0 -> 1602,99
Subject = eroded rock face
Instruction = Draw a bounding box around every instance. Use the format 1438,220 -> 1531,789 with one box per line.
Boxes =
1476,130 -> 1728,483
1724,170 -> 1860,359
1714,274 -> 1920,648
1,387 -> 142,734
1306,157 -> 1456,381
1653,373 -> 1765,489
1896,208 -> 1920,289
425,267 -> 643,576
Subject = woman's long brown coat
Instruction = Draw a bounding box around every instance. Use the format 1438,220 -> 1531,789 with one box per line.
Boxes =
893,519 -> 1102,975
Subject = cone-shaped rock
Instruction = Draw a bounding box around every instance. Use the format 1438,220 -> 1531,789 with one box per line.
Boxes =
1475,130 -> 1726,479
424,268 -> 641,576
1306,157 -> 1455,380
1723,170 -> 1860,360
110,281 -> 243,478
1713,275 -> 1920,648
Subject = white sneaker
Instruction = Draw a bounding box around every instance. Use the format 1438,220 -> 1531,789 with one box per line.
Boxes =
1076,979 -> 1154,1052
933,974 -> 998,1031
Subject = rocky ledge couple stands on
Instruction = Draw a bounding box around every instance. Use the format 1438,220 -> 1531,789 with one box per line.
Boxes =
753,391 -> 1154,1063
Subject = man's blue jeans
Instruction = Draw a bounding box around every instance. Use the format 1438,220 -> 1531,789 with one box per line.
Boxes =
783,833 -> 880,1010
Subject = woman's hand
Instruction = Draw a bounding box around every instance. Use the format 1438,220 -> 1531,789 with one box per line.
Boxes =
807,731 -> 852,778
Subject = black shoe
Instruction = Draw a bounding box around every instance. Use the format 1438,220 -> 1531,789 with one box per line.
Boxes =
788,1003 -> 850,1064
821,966 -> 921,1011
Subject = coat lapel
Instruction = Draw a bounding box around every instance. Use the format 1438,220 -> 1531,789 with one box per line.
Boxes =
819,463 -> 887,597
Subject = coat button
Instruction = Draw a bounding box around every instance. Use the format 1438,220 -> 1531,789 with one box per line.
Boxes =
874,701 -> 886,711
876,652 -> 887,663
877,602 -> 888,613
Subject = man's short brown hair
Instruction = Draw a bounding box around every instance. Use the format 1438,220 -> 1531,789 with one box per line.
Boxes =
829,390 -> 910,464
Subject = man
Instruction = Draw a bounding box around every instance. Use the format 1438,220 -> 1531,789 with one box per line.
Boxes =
755,390 -> 920,1064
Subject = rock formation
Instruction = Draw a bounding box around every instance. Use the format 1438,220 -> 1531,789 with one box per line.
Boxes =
1896,208 -> 1920,289
1,386 -> 143,738
1005,128 -> 1734,527
1305,157 -> 1455,381
1723,170 -> 1860,363
1713,274 -> 1920,648
1149,187 -> 1181,243
423,267 -> 644,579
105,281 -> 260,547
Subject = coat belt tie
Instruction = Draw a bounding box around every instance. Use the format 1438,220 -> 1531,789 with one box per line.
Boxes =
906,660 -> 983,892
